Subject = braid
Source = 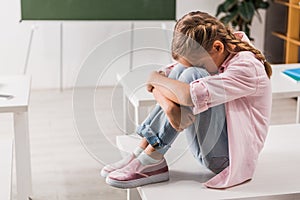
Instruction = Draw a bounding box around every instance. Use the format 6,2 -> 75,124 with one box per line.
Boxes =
172,11 -> 272,79
237,42 -> 272,78
220,28 -> 272,78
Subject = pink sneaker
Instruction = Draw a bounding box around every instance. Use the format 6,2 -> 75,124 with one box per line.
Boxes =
100,153 -> 135,178
106,158 -> 169,188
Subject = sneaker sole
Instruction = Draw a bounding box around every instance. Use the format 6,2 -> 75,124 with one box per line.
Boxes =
100,169 -> 109,178
106,172 -> 169,188
100,154 -> 136,178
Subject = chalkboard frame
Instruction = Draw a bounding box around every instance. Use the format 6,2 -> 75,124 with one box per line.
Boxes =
20,0 -> 176,21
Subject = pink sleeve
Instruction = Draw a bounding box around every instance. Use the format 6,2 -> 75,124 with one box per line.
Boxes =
190,58 -> 261,114
190,79 -> 210,114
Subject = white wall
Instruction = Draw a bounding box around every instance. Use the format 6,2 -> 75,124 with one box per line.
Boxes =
0,0 -> 265,89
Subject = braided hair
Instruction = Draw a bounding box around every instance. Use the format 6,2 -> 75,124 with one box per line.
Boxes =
171,11 -> 272,78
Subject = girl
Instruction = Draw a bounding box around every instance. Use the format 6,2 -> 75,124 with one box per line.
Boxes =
101,11 -> 272,189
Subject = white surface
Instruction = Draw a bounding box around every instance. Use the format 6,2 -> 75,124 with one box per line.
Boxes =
13,112 -> 32,200
117,67 -> 159,108
117,124 -> 300,200
0,75 -> 32,200
271,63 -> 300,99
0,139 -> 13,200
117,67 -> 158,133
271,63 -> 300,123
0,76 -> 31,112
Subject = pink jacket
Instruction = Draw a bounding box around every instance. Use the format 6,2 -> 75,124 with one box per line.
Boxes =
190,33 -> 272,188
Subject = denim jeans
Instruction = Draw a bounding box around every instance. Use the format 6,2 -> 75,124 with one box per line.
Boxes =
136,64 -> 229,174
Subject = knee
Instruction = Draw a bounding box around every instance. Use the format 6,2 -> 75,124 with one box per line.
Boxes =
167,64 -> 186,80
178,67 -> 209,83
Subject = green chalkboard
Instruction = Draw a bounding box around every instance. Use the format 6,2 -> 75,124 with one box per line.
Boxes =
21,0 -> 176,21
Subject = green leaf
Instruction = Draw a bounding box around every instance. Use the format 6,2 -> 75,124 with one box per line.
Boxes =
231,19 -> 238,27
255,9 -> 262,23
239,1 -> 255,22
223,0 -> 238,11
215,0 -> 271,41
256,1 -> 269,9
216,4 -> 225,16
216,0 -> 238,16
220,8 -> 238,25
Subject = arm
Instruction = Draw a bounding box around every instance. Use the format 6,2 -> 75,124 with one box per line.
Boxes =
152,88 -> 195,131
147,71 -> 193,106
190,56 -> 264,114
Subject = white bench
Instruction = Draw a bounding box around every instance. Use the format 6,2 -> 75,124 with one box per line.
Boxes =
116,124 -> 300,200
0,139 -> 13,200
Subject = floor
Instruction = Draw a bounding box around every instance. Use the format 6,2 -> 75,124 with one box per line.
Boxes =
0,87 -> 297,200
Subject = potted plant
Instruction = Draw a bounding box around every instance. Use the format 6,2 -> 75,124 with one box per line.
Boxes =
216,0 -> 270,40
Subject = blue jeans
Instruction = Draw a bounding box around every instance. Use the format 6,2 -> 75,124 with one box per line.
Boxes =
136,64 -> 229,174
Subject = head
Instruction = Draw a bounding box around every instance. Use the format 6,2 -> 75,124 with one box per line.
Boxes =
171,11 -> 272,78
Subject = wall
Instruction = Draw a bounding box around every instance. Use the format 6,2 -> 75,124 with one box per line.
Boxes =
0,0 -> 266,89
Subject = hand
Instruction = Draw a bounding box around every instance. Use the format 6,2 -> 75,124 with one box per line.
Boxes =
158,70 -> 167,76
146,71 -> 166,93
151,84 -> 195,132
146,83 -> 154,93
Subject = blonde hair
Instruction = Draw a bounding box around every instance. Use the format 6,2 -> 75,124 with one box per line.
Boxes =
171,11 -> 272,78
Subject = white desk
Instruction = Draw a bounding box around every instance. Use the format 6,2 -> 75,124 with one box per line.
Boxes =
271,63 -> 300,123
118,63 -> 300,133
0,76 -> 32,200
117,67 -> 158,134
0,139 -> 13,200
